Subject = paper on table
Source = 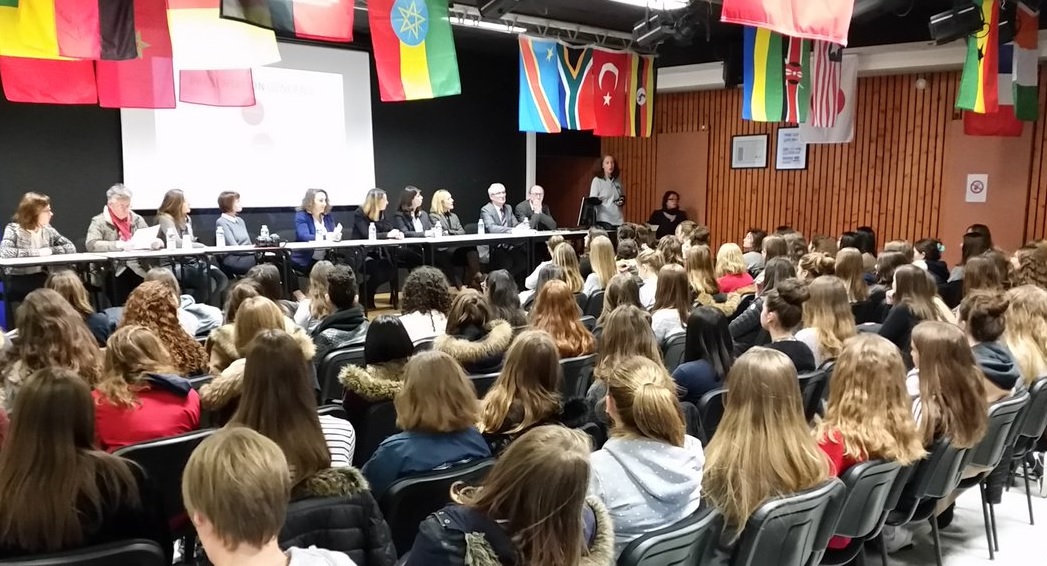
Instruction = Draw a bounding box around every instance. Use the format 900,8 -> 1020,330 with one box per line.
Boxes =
129,225 -> 161,250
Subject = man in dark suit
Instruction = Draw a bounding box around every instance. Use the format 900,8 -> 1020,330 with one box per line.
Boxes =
480,183 -> 528,286
514,185 -> 557,231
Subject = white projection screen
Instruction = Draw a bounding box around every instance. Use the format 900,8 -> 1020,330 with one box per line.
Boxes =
121,42 -> 375,209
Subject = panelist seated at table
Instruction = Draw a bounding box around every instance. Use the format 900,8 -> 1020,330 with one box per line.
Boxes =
214,190 -> 256,276
292,188 -> 342,273
429,189 -> 481,289
85,184 -> 162,305
155,189 -> 203,249
514,185 -> 557,231
1,192 -> 76,303
155,189 -> 228,307
351,188 -> 401,309
393,186 -> 434,237
480,183 -> 529,286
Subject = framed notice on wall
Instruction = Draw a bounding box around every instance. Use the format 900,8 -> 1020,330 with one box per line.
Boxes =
775,128 -> 808,170
731,134 -> 768,169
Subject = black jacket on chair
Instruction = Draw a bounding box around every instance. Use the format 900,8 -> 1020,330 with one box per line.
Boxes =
393,210 -> 433,238
281,467 -> 397,566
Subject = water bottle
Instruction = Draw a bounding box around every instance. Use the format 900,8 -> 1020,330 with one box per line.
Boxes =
433,222 -> 442,238
214,226 -> 225,248
368,222 -> 377,241
166,227 -> 177,250
259,224 -> 270,241
477,219 -> 485,235
182,223 -> 194,249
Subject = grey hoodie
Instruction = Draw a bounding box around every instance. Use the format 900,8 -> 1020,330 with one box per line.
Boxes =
286,547 -> 356,566
973,342 -> 1023,393
588,435 -> 705,556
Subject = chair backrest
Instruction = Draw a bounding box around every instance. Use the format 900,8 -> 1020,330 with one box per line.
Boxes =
469,372 -> 500,397
797,370 -> 827,422
580,315 -> 597,331
113,429 -> 215,536
379,459 -> 496,556
579,421 -> 608,450
350,401 -> 399,468
968,390 -> 1030,468
317,404 -> 348,420
585,289 -> 605,318
561,354 -> 597,398
732,479 -> 847,566
616,508 -> 724,566
831,460 -> 901,539
662,333 -> 687,372
413,337 -> 435,353
1019,377 -> 1047,440
729,293 -> 756,322
905,438 -> 971,501
575,293 -> 588,311
697,388 -> 727,443
0,539 -> 167,566
317,346 -> 366,402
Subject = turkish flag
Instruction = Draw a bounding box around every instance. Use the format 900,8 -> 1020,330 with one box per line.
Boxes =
592,49 -> 630,137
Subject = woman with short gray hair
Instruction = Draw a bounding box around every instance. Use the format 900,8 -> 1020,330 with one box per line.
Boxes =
85,183 -> 154,304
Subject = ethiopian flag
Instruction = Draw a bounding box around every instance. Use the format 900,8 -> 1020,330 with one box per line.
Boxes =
369,0 -> 460,102
956,0 -> 999,114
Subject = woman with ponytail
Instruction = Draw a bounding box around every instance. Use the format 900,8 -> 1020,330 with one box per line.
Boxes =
589,356 -> 703,557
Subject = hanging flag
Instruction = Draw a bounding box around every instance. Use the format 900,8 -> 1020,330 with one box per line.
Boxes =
0,56 -> 96,104
957,0 -> 999,114
556,44 -> 595,130
627,52 -> 654,137
368,0 -> 460,102
180,69 -> 256,106
592,49 -> 629,137
167,0 -> 280,70
518,36 -> 562,133
220,0 -> 354,43
96,0 -> 175,109
799,54 -> 857,144
742,26 -> 804,122
53,0 -> 138,60
0,0 -> 63,58
1012,0 -> 1038,121
721,0 -> 854,46
964,38 -> 1023,135
783,35 -> 810,123
808,41 -> 843,128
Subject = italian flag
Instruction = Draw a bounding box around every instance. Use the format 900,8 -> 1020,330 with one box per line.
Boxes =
368,0 -> 461,102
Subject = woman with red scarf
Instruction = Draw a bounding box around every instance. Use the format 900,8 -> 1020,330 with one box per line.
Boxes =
86,184 -> 156,304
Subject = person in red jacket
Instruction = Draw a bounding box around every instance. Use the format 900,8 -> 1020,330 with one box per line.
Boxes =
93,326 -> 200,452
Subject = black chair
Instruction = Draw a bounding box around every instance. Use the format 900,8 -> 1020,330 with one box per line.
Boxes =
728,293 -> 756,322
579,421 -> 608,450
696,388 -> 726,445
187,374 -> 212,391
379,459 -> 495,556
956,391 -> 1029,560
317,404 -> 349,420
413,337 -> 435,352
798,369 -> 828,422
616,507 -> 723,566
732,478 -> 846,566
585,289 -> 605,318
939,279 -> 963,309
818,460 -> 902,566
580,315 -> 597,331
575,292 -> 588,312
1011,377 -> 1047,525
0,539 -> 167,566
561,354 -> 597,399
469,372 -> 500,397
349,401 -> 399,468
317,346 -> 366,403
662,333 -> 687,373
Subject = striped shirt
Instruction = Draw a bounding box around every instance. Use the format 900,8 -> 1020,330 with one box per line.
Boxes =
320,415 -> 356,467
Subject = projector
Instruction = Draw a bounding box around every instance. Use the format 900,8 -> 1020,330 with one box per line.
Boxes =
633,13 -> 675,48
928,3 -> 984,45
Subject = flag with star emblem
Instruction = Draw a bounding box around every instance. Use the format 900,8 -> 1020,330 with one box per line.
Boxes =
0,0 -> 137,60
592,48 -> 629,136
369,0 -> 460,102
957,0 -> 999,113
518,36 -> 562,133
96,0 -> 175,108
220,0 -> 354,43
626,52 -> 654,137
556,44 -> 595,130
742,26 -> 810,123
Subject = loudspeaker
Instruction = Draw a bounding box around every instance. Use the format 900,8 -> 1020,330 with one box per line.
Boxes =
928,3 -> 984,45
723,42 -> 743,88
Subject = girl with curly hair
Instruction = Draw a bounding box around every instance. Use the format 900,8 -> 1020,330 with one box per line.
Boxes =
1004,285 -> 1047,387
119,281 -> 208,376
398,267 -> 452,342
1011,244 -> 1047,289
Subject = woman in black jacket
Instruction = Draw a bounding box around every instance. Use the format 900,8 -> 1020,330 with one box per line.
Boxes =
729,257 -> 794,355
879,265 -> 948,368
647,190 -> 689,240
351,189 -> 402,309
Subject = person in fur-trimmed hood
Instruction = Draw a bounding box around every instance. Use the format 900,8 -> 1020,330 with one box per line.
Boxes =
337,316 -> 414,419
433,290 -> 514,375
404,426 -> 616,566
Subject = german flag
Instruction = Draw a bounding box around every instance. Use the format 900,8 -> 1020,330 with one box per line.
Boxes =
627,53 -> 655,137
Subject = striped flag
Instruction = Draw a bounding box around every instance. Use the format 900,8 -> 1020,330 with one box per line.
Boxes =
956,0 -> 999,113
220,0 -> 354,43
742,27 -> 809,123
368,0 -> 461,102
518,36 -> 562,133
627,52 -> 655,137
1012,0 -> 1039,121
556,44 -> 595,130
721,0 -> 854,46
808,41 -> 843,127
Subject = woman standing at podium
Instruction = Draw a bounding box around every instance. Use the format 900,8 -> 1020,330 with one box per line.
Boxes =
0,192 -> 76,304
589,154 -> 625,230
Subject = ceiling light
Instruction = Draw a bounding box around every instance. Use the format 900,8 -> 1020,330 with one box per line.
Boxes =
607,0 -> 690,10
450,17 -> 526,34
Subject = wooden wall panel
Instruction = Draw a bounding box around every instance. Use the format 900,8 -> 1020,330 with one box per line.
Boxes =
1025,72 -> 1047,242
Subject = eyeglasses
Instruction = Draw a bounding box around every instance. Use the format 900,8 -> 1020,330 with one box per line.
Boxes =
491,191 -> 506,196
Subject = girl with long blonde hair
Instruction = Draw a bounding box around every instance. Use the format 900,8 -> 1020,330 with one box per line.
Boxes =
1003,285 -> 1047,386
591,357 -> 703,555
703,347 -> 830,536
595,273 -> 642,335
835,247 -> 869,302
552,242 -> 585,293
45,270 -> 110,346
587,305 -> 664,425
530,280 -> 596,358
878,265 -> 948,368
293,260 -> 334,333
715,243 -> 754,293
650,264 -> 690,344
686,244 -> 719,296
796,276 -> 857,366
583,235 -> 617,295
910,322 -> 988,448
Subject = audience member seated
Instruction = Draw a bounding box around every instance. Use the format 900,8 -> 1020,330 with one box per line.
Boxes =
657,235 -> 684,267
214,190 -> 257,276
741,228 -> 767,272
914,238 -> 949,285
521,263 -> 564,311
45,269 -> 111,347
398,266 -> 452,342
529,280 -> 596,358
586,305 -> 662,425
963,255 -> 1005,297
553,241 -> 585,295
340,316 -> 413,415
1003,285 -> 1047,388
729,257 -> 794,355
434,289 -> 513,374
759,279 -> 816,372
362,351 -> 491,497
615,238 -> 640,276
753,233 -> 789,286
879,265 -> 950,368
872,251 -> 908,296
959,291 -> 1023,400
181,428 -> 365,566
144,267 -> 223,338
293,260 -> 335,334
636,249 -> 665,309
593,273 -> 643,340
798,252 -> 836,282
523,235 -> 566,291
784,231 -> 809,264
428,189 -> 481,288
672,306 -> 734,405
687,244 -> 743,316
591,357 -> 703,556
405,425 -> 614,566
716,243 -> 756,293
837,247 -> 883,324
0,289 -> 101,411
650,264 -> 690,344
648,190 -> 688,240
0,368 -> 171,562
0,192 -> 76,303
223,278 -> 263,323
810,235 -> 840,257
673,220 -> 698,247
93,326 -> 200,452
514,185 -> 557,231
582,235 -> 617,297
949,232 -> 991,282
485,269 -> 528,326
292,188 -> 341,273
579,226 -> 609,279
312,266 -> 370,360
85,184 -> 155,304
246,263 -> 297,318
229,330 -> 356,473
1011,244 -> 1047,289
795,276 -> 857,366
702,348 -> 830,542
481,183 -> 528,286
478,330 -> 588,455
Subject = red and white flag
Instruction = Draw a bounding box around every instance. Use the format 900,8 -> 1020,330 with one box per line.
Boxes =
808,41 -> 843,128
800,54 -> 857,144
